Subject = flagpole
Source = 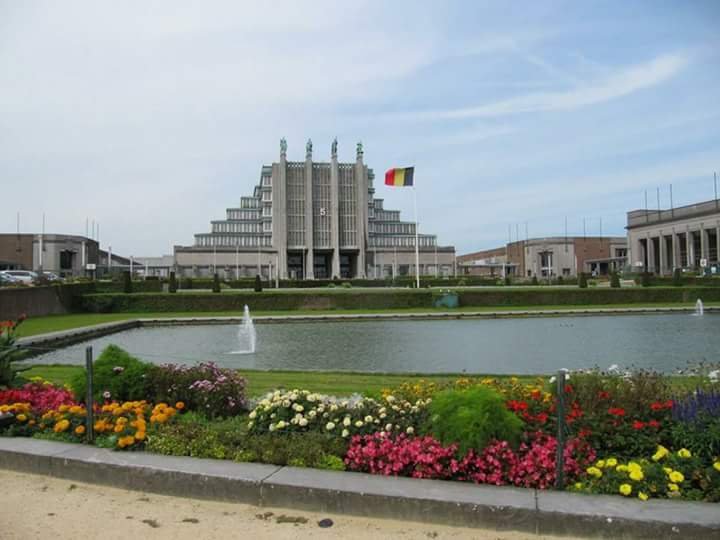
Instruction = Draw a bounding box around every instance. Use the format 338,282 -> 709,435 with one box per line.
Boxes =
413,186 -> 420,289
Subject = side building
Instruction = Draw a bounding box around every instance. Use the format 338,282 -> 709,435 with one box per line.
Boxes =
0,233 -> 99,277
459,236 -> 627,278
626,198 -> 720,275
175,140 -> 455,279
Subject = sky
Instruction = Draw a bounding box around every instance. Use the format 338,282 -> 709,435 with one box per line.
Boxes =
1,1 -> 719,256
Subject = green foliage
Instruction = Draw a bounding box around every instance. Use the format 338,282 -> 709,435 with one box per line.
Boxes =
641,272 -> 651,287
610,272 -> 620,288
504,276 -> 512,286
168,271 -> 178,293
0,316 -> 29,388
254,274 -> 263,292
425,387 -> 523,454
668,414 -> 720,462
531,276 -> 539,286
71,345 -> 152,403
212,273 -> 221,294
578,272 -> 588,288
672,268 -> 683,287
122,271 -> 132,294
341,282 -> 352,288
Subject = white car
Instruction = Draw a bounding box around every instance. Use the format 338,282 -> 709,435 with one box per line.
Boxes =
1,270 -> 39,284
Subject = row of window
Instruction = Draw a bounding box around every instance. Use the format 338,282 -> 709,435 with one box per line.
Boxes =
369,236 -> 436,248
240,198 -> 260,209
195,235 -> 272,247
227,209 -> 260,220
374,210 -> 400,222
212,222 -> 262,233
370,222 -> 416,235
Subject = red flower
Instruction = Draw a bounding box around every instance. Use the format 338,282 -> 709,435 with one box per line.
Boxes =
648,420 -> 661,429
564,385 -> 574,394
650,402 -> 664,411
506,400 -> 528,412
632,420 -> 645,430
608,407 -> 626,417
530,390 -> 542,401
597,391 -> 610,400
578,428 -> 592,438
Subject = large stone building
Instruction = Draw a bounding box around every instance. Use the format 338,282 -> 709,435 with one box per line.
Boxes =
459,236 -> 627,278
175,140 -> 455,279
627,198 -> 720,275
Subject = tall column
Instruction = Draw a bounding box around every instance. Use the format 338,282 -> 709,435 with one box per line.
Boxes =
304,142 -> 315,279
646,233 -> 653,272
272,140 -> 288,279
700,223 -> 707,263
658,231 -> 665,275
671,230 -> 678,270
355,142 -> 367,278
686,229 -> 693,268
716,224 -> 720,264
330,144 -> 341,279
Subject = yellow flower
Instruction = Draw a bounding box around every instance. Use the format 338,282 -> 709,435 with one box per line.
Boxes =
573,482 -> 583,490
75,425 -> 85,435
58,405 -> 69,413
616,464 -> 628,473
638,492 -> 649,501
16,414 -> 27,422
627,461 -> 642,472
713,462 -> 720,472
652,445 -> 669,461
668,471 -> 684,483
586,467 -> 602,478
113,424 -> 124,433
663,467 -> 672,474
667,483 -> 679,492
595,460 -> 606,469
677,448 -> 691,459
605,458 -> 618,467
619,484 -> 632,496
629,469 -> 645,482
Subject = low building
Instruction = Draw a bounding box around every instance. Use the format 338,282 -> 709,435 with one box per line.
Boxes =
175,139 -> 455,279
459,236 -> 627,278
626,198 -> 720,275
0,233 -> 99,277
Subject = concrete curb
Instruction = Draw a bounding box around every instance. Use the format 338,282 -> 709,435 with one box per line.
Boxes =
1,438 -> 717,539
18,306 -> 718,353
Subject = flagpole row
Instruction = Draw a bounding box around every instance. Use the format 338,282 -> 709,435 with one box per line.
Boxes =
413,186 -> 420,289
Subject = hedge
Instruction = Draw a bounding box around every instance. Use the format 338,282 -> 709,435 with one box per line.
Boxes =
77,287 -> 720,313
93,280 -> 164,293
171,276 -> 500,289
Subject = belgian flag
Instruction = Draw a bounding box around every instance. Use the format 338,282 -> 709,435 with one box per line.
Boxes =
384,167 -> 414,187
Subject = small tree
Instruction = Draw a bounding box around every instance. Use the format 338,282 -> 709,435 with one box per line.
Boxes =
672,268 -> 683,287
504,275 -> 512,286
168,271 -> 178,293
578,272 -> 588,288
212,273 -> 221,293
610,271 -> 620,288
254,274 -> 263,293
122,271 -> 132,293
531,275 -> 539,286
641,272 -> 651,287
0,315 -> 28,388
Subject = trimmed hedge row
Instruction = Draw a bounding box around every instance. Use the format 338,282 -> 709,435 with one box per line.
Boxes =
77,286 -> 720,313
635,276 -> 720,287
94,280 -> 164,293
175,276 -> 500,289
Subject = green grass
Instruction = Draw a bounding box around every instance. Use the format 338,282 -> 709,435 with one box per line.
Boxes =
15,302 -> 718,338
22,365 -> 536,397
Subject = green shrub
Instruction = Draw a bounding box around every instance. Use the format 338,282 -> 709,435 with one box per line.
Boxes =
673,268 -> 683,287
0,316 -> 29,388
254,274 -> 263,293
457,278 -> 467,286
531,276 -> 539,286
424,387 -> 523,454
122,271 -> 132,294
71,345 -> 152,403
341,282 -> 352,288
212,273 -> 221,293
610,272 -> 620,288
578,273 -> 588,288
181,277 -> 193,289
168,271 -> 177,293
641,272 -> 651,287
504,276 -> 511,286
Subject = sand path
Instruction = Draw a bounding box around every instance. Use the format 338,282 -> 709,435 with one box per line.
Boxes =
0,470 -> 582,540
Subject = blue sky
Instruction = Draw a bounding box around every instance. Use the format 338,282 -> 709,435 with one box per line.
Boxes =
1,1 -> 719,256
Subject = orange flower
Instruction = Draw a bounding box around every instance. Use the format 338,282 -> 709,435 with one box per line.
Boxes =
75,425 -> 85,435
134,431 -> 146,441
175,402 -> 185,410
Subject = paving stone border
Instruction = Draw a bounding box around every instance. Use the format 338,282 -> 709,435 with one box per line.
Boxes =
1,438 -> 718,539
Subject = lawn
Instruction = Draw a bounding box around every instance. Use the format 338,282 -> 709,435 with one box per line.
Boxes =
15,302 -> 717,338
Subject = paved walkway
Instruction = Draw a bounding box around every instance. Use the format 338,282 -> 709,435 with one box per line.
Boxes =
0,470 -> 575,540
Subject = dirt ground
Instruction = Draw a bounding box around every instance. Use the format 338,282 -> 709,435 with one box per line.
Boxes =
0,470 -> 582,540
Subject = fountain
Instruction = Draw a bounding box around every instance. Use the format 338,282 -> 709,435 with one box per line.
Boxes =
694,299 -> 704,317
230,305 -> 257,354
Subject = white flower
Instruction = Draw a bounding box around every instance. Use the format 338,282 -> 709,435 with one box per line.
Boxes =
379,413 -> 387,419
364,415 -> 373,423
329,404 -> 338,412
282,400 -> 291,408
247,421 -> 254,428
299,418 -> 308,427
276,420 -> 286,429
549,376 -> 556,384
326,422 -> 335,431
406,427 -> 414,435
308,410 -> 317,418
386,395 -> 396,403
708,370 -> 719,381
385,423 -> 393,431
341,429 -> 349,438
292,404 -> 304,412
103,391 -> 111,399
269,424 -> 276,432
355,420 -> 364,427
248,411 -> 257,419
343,417 -> 351,427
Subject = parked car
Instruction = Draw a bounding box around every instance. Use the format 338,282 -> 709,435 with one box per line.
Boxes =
1,270 -> 39,284
0,272 -> 21,286
42,271 -> 63,282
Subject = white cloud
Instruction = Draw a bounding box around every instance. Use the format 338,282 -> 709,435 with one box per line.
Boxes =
401,53 -> 689,120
